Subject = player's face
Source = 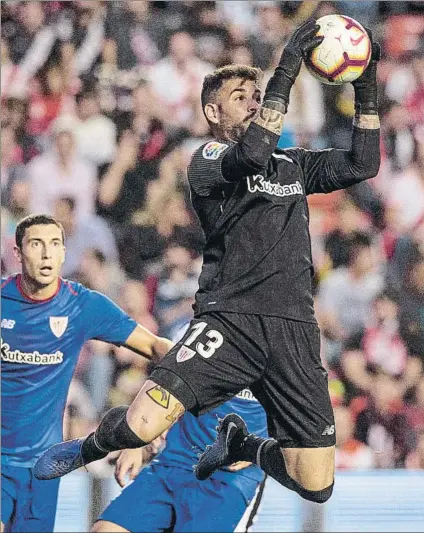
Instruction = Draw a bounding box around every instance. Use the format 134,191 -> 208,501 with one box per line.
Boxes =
213,78 -> 261,141
15,224 -> 66,287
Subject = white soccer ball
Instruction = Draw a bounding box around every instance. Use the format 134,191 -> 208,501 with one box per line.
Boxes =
304,14 -> 371,85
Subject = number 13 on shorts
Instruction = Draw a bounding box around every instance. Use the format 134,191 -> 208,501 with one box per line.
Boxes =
183,321 -> 224,359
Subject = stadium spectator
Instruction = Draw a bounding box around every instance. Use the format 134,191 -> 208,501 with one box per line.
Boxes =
114,165 -> 202,278
74,247 -> 126,302
103,0 -> 162,71
334,405 -> 375,469
1,180 -> 31,275
385,132 -> 424,233
27,126 -> 97,219
340,291 -> 411,400
398,256 -> 424,362
354,371 -> 417,468
148,31 -> 214,127
1,37 -> 28,100
406,429 -> 424,469
1,124 -> 25,206
247,2 -> 292,70
53,196 -> 118,277
324,198 -> 371,270
57,1 -> 107,78
2,1 -> 56,100
407,41 -> 424,126
2,97 -> 36,162
26,62 -> 76,152
98,128 -> 148,226
72,87 -> 117,167
153,243 -> 199,339
406,376 -> 424,432
318,232 -> 385,363
119,279 -> 159,335
335,1 -> 380,28
123,79 -> 188,162
190,2 -> 229,67
216,0 -> 256,35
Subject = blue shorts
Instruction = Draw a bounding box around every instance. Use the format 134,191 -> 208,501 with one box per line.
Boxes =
99,464 -> 260,532
1,464 -> 60,533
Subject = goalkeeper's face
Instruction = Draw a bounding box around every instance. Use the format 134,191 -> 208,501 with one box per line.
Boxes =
16,224 -> 66,289
208,78 -> 261,141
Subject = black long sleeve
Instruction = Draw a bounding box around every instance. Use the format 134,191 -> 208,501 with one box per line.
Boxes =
285,126 -> 380,195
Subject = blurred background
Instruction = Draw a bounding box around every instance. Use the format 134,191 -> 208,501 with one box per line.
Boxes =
1,1 -> 424,531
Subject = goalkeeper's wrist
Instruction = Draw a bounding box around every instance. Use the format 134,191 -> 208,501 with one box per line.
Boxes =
354,99 -> 379,116
353,114 -> 380,129
264,67 -> 294,113
353,79 -> 378,115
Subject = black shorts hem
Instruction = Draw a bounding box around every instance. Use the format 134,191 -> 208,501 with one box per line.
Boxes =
150,366 -> 199,414
276,439 -> 336,448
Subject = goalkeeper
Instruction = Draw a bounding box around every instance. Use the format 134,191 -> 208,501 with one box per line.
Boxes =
35,20 -> 380,505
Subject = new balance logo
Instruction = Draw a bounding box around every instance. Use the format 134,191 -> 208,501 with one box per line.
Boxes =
322,425 -> 335,436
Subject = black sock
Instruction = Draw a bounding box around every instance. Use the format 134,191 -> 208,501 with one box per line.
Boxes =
81,406 -> 147,464
240,435 -> 334,504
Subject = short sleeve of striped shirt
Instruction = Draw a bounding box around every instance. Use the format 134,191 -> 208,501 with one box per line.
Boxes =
187,140 -> 232,197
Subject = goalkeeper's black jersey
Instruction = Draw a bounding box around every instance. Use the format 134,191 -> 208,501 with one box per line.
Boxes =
188,129 -> 379,322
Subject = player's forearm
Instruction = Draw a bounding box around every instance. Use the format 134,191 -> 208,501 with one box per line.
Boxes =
351,118 -> 380,176
341,34 -> 381,183
344,120 -> 381,181
334,50 -> 381,185
239,97 -> 286,164
221,111 -> 283,182
221,97 -> 287,181
152,337 -> 174,361
125,325 -> 174,361
310,121 -> 380,193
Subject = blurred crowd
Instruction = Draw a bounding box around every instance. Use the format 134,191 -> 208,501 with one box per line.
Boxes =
2,0 -> 424,472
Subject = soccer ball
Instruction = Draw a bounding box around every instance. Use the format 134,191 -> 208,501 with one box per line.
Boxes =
304,14 -> 371,85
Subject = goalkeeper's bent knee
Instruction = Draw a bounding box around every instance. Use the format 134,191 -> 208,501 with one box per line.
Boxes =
242,436 -> 334,503
294,480 -> 334,504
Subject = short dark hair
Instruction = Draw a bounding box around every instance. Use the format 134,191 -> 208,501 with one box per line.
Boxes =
349,231 -> 372,248
15,214 -> 65,249
75,89 -> 97,105
373,289 -> 397,304
201,64 -> 263,119
91,248 -> 106,264
347,231 -> 372,263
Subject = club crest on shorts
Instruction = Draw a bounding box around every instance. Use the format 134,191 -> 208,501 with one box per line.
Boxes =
176,345 -> 196,363
49,316 -> 68,338
202,141 -> 228,160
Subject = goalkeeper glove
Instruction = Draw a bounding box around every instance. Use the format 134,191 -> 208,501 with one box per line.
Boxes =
352,29 -> 381,115
265,19 -> 324,110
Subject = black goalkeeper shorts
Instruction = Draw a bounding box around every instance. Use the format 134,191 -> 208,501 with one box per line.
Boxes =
151,312 -> 335,448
